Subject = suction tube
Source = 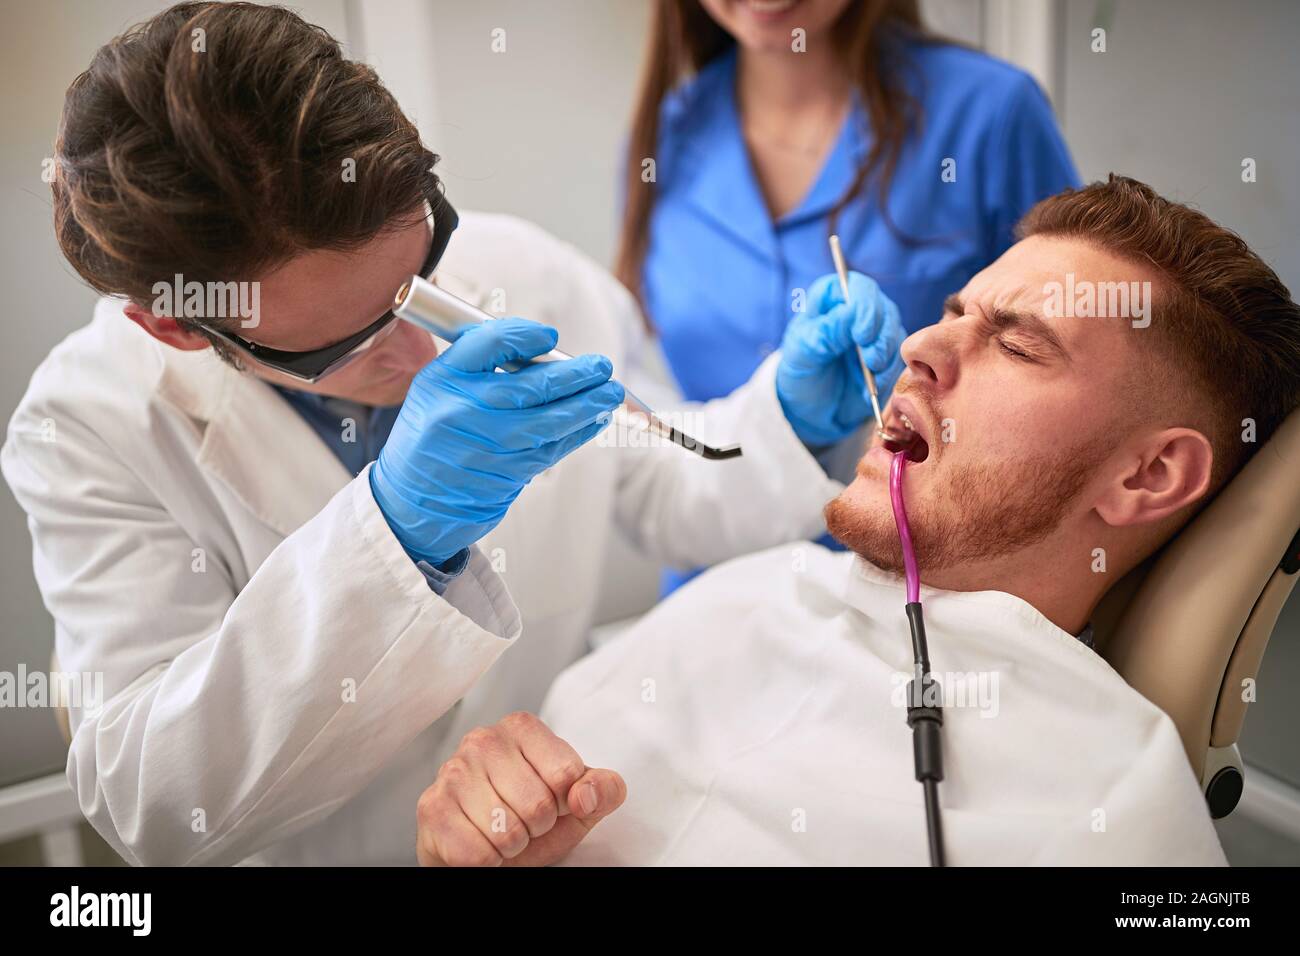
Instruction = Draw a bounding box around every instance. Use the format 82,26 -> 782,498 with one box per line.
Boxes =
888,449 -> 946,867
889,450 -> 920,604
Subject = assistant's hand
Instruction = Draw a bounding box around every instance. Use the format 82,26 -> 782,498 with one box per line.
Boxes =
776,271 -> 906,446
370,318 -> 624,566
416,712 -> 626,867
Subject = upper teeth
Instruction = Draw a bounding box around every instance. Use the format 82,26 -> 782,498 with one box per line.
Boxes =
899,412 -> 914,431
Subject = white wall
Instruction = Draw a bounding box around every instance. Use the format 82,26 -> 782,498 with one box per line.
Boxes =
1060,0 -> 1299,291
427,0 -> 650,263
357,0 -> 650,264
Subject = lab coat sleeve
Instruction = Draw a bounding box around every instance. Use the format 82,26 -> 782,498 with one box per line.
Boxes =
612,352 -> 847,569
3,416 -> 519,866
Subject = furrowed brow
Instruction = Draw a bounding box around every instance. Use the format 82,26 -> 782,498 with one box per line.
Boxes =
944,294 -> 1070,362
989,306 -> 1071,362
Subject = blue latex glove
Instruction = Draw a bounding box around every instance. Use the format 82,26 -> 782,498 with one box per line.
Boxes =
370,318 -> 624,567
776,271 -> 907,447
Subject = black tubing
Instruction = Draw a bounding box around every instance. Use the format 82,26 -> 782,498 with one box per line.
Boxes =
905,601 -> 946,867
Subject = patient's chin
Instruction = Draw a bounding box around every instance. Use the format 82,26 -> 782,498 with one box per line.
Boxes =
824,472 -> 967,577
824,490 -> 905,574
828,439 -> 1106,582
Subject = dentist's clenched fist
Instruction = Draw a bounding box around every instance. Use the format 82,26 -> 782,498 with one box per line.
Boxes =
416,712 -> 626,867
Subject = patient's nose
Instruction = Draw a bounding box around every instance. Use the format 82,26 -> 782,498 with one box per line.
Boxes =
898,324 -> 952,390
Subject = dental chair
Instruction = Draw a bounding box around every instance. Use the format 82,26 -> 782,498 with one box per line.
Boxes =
1093,407 -> 1300,818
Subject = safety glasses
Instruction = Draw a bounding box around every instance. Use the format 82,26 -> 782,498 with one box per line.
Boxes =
206,192 -> 459,383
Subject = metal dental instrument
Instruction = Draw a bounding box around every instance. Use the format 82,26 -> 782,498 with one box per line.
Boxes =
828,234 -> 902,443
392,275 -> 743,461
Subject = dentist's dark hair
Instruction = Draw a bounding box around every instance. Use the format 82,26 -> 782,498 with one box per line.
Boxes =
1019,174 -> 1300,493
51,1 -> 441,353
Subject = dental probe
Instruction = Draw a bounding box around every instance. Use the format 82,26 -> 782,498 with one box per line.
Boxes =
828,234 -> 900,442
392,275 -> 743,461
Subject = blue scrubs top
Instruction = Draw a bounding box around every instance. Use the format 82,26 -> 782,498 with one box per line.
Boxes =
640,39 -> 1081,402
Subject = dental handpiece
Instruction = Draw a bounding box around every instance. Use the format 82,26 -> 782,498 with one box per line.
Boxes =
392,275 -> 742,461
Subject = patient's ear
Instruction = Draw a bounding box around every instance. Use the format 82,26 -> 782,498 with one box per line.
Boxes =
122,302 -> 212,352
1095,427 -> 1214,528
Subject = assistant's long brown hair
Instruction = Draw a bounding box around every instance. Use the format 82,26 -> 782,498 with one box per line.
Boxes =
614,0 -> 929,310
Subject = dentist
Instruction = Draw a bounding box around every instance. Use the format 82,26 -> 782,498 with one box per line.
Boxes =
3,2 -> 903,866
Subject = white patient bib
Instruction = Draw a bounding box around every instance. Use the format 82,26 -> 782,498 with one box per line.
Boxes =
541,545 -> 1227,866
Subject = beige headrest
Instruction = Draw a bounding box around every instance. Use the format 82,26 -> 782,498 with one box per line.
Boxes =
1097,408 -> 1300,780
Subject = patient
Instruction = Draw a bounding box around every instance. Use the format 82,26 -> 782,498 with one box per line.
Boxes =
414,177 -> 1300,866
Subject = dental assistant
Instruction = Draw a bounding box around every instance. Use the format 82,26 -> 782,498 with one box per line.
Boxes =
3,3 -> 897,868
617,0 -> 1079,592
618,0 -> 1080,400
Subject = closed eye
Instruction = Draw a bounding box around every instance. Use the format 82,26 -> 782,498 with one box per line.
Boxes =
998,339 -> 1031,360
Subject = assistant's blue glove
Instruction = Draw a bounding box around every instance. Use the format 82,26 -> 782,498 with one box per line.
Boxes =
370,318 -> 624,567
776,271 -> 907,447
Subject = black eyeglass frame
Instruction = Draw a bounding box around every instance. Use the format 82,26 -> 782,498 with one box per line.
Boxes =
205,192 -> 459,383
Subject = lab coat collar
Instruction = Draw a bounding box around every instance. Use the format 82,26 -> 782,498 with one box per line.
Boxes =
150,266 -> 496,539
148,310 -> 354,539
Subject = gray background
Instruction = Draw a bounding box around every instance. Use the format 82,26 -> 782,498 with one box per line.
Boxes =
1,0 -> 1297,862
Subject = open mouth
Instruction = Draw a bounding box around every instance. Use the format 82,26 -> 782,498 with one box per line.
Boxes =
880,402 -> 931,464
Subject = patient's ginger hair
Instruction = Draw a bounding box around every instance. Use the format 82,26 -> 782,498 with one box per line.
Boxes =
1018,175 -> 1300,492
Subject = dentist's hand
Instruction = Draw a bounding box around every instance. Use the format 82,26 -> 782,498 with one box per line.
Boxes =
416,712 -> 626,867
371,318 -> 624,567
776,271 -> 906,446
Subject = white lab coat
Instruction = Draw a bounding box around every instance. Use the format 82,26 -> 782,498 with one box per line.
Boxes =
2,212 -> 843,866
542,545 -> 1228,866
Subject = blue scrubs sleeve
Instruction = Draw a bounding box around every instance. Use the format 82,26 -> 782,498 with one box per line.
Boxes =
985,75 -> 1081,257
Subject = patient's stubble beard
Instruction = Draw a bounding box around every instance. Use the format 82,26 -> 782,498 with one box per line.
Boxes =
825,433 -> 1110,576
